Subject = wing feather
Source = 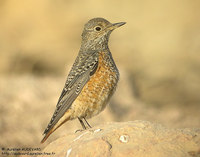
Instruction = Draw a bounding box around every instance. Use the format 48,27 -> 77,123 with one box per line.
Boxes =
43,51 -> 98,135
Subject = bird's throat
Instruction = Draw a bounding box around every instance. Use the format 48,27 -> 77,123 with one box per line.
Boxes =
81,36 -> 109,51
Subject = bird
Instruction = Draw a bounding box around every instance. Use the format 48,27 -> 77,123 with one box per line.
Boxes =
41,17 -> 126,143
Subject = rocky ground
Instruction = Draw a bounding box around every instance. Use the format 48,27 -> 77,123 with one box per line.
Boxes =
41,121 -> 200,157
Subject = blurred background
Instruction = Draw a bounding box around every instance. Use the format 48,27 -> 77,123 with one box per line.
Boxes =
0,0 -> 200,151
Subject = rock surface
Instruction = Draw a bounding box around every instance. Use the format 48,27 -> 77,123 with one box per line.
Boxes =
40,121 -> 200,157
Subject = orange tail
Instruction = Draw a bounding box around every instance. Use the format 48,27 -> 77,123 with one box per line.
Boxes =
41,116 -> 70,143
41,129 -> 54,143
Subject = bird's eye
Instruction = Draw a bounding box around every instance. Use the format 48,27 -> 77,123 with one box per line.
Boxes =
95,26 -> 101,31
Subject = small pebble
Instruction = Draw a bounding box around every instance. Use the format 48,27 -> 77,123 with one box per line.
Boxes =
119,135 -> 129,143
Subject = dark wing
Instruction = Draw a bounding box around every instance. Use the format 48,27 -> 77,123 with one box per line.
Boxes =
43,51 -> 99,135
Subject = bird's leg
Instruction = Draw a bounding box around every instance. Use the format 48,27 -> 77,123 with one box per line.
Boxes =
75,117 -> 92,133
78,117 -> 87,129
83,117 -> 92,128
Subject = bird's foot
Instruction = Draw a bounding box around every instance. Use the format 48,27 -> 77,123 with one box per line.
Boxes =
75,129 -> 85,133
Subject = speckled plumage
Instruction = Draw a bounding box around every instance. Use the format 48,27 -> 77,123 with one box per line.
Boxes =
41,18 -> 126,143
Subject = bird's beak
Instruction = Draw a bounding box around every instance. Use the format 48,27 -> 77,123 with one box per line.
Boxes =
107,22 -> 126,30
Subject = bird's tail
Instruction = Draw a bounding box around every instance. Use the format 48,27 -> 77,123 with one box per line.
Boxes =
41,129 -> 54,143
41,116 -> 70,143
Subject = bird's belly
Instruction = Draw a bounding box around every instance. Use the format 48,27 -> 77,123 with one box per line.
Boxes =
70,62 -> 119,119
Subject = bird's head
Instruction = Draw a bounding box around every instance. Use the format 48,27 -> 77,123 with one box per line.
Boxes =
81,18 -> 126,50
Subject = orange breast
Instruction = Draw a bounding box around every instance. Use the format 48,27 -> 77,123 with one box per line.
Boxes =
70,51 -> 119,119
